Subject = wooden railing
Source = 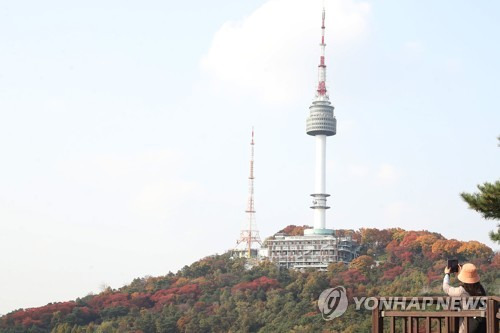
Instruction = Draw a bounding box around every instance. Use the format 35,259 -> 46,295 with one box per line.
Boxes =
371,296 -> 499,332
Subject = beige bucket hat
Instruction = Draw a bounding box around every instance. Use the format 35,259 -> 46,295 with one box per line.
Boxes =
457,263 -> 480,284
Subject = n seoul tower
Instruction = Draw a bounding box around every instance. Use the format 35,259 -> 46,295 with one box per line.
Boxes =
304,7 -> 336,236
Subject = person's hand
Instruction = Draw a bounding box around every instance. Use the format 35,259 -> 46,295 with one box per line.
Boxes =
444,266 -> 451,274
457,264 -> 462,273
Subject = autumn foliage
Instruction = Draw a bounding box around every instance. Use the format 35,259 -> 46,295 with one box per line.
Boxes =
278,225 -> 310,236
0,227 -> 497,333
231,276 -> 279,293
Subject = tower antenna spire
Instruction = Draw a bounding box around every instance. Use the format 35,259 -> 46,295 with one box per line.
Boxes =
317,5 -> 328,98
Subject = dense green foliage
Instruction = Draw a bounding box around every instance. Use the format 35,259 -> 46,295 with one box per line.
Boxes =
1,227 -> 498,333
461,180 -> 500,243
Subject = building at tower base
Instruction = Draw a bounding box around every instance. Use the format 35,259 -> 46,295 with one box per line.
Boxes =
263,232 -> 357,270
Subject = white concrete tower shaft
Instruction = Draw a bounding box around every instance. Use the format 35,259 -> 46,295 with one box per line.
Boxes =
305,7 -> 336,236
314,135 -> 327,229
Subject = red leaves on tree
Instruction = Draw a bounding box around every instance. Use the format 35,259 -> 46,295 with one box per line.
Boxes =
151,283 -> 201,309
400,232 -> 420,249
386,240 -> 413,264
87,293 -> 130,310
231,276 -> 279,293
426,270 -> 442,283
6,301 -> 76,327
130,292 -> 153,309
340,269 -> 368,285
382,266 -> 404,281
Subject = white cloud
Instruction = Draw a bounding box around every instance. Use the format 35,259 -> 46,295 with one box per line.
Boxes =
201,0 -> 371,103
348,164 -> 370,178
57,150 -> 201,222
341,163 -> 400,185
383,200 -> 411,222
131,179 -> 200,221
375,163 -> 400,185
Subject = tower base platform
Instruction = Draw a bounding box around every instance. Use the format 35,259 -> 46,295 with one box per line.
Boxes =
303,228 -> 334,236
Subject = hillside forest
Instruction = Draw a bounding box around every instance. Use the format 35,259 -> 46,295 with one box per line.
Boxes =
1,226 -> 498,333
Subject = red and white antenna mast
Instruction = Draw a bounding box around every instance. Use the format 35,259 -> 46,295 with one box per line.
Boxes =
235,128 -> 262,258
316,6 -> 329,99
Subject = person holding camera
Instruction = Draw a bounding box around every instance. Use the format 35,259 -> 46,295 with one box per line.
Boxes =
443,263 -> 487,333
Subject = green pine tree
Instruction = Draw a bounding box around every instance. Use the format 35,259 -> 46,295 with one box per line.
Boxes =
461,180 -> 500,243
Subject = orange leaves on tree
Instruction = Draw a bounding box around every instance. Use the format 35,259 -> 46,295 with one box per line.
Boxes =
457,241 -> 493,259
349,255 -> 375,273
431,239 -> 461,257
279,225 -> 310,236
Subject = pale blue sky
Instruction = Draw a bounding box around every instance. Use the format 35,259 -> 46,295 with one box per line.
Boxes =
0,0 -> 498,314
